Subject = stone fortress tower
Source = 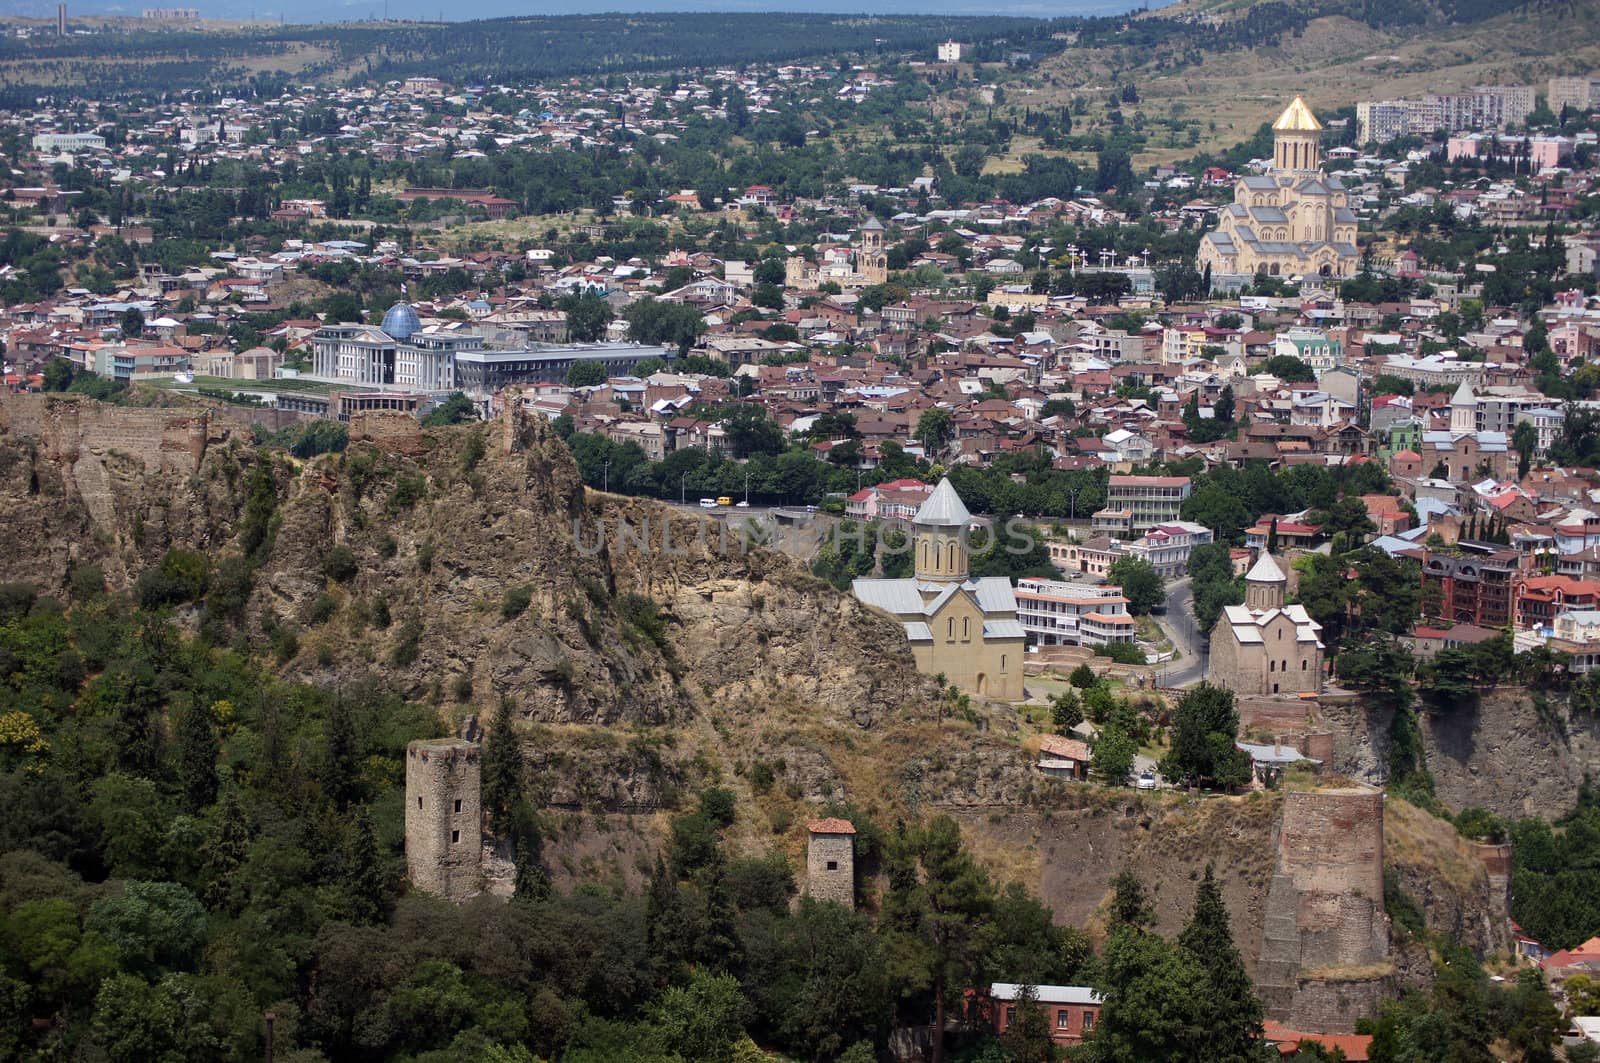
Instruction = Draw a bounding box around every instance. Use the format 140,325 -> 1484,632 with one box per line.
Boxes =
806,818 -> 856,909
1257,787 -> 1390,1033
405,738 -> 482,902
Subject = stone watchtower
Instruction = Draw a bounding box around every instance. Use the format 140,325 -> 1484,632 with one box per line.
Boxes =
1245,551 -> 1288,612
806,818 -> 856,909
405,739 -> 482,902
859,216 -> 888,286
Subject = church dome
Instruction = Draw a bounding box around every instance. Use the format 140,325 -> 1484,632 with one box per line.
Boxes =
381,302 -> 421,341
1273,96 -> 1323,132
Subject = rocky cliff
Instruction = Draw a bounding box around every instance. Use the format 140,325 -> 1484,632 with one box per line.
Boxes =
0,392 -> 1516,994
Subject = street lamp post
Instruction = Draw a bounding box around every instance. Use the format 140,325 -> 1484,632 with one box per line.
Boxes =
743,469 -> 750,506
603,459 -> 610,493
681,471 -> 687,506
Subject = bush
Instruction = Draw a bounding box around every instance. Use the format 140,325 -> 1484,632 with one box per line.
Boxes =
307,592 -> 337,626
1095,641 -> 1148,665
1068,663 -> 1099,689
135,550 -> 210,609
322,545 -> 358,583
501,585 -> 533,620
388,473 -> 426,512
391,618 -> 423,666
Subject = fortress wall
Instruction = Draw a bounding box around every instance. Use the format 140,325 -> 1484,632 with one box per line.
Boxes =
350,410 -> 426,456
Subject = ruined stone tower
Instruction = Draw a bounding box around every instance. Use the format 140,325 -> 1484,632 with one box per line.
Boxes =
1257,787 -> 1391,1033
806,818 -> 856,909
405,738 -> 482,902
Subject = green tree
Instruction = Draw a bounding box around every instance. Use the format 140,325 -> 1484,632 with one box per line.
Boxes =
1513,420 -> 1537,480
121,306 -> 145,337
1177,865 -> 1263,1060
482,698 -> 525,834
174,703 -> 219,814
1158,683 -> 1250,790
1107,557 -> 1164,615
881,816 -> 995,1063
563,292 -> 615,342
916,408 -> 955,459
1051,689 -> 1083,734
422,391 -> 476,426
720,404 -> 785,458
1257,354 -> 1315,383
1001,984 -> 1055,1063
1091,726 -> 1137,786
565,360 -> 609,387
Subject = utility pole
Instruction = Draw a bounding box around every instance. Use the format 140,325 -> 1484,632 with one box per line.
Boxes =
602,459 -> 610,494
264,1012 -> 276,1063
743,469 -> 750,506
681,471 -> 687,505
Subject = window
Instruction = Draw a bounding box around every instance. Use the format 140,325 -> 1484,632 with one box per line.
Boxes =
1302,659 -> 1308,671
1057,1010 -> 1071,1029
1270,660 -> 1276,672
417,797 -> 422,809
1005,1007 -> 1016,1025
450,830 -> 460,844
826,860 -> 838,871
948,618 -> 955,639
962,617 -> 970,639
454,799 -> 462,813
1082,1012 -> 1095,1032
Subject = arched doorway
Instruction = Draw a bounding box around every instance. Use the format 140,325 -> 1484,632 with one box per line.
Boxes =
975,674 -> 988,695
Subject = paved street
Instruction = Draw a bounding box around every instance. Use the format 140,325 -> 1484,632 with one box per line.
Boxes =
1154,577 -> 1207,689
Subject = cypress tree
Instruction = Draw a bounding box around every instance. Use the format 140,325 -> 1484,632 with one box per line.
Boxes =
346,807 -> 389,925
322,694 -> 358,808
511,800 -> 550,903
201,788 -> 250,913
176,702 -> 219,813
1177,865 -> 1263,1061
482,697 -> 526,834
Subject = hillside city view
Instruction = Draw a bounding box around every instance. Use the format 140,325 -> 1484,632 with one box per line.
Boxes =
5,2 -> 1600,1062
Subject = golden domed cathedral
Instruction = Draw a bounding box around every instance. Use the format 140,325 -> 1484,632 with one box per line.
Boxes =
1198,97 -> 1360,284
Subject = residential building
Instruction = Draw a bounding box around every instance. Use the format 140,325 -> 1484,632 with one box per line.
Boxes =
852,478 -> 1025,701
1356,100 -> 1412,145
979,984 -> 1103,1048
1549,75 -> 1600,115
1036,735 -> 1091,781
1103,474 -> 1192,532
1419,544 -> 1519,628
844,478 -> 935,524
1208,553 -> 1325,697
31,131 -> 105,152
937,40 -> 966,62
1014,578 -> 1137,648
1128,520 -> 1215,578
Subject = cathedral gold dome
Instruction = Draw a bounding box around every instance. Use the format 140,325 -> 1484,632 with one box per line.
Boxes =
1273,96 -> 1323,132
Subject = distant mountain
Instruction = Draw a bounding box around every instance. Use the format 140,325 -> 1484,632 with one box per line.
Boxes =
5,0 -> 1168,23
1165,0 -> 1542,30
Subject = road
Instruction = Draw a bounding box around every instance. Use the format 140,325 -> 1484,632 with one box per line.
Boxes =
1154,577 -> 1207,689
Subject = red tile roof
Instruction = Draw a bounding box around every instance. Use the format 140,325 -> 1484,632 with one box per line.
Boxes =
807,818 -> 856,835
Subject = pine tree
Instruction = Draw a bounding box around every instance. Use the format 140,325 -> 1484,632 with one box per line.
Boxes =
323,694 -> 358,808
1000,984 -> 1055,1063
346,807 -> 389,925
511,801 -> 550,903
1266,518 -> 1279,558
1177,865 -> 1263,1061
176,703 -> 219,813
482,697 -> 526,834
646,853 -> 690,985
200,788 -> 251,913
696,847 -> 742,973
1109,870 -> 1154,930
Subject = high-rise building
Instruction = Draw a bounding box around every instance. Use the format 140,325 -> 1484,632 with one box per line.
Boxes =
57,3 -> 66,35
1550,75 -> 1600,115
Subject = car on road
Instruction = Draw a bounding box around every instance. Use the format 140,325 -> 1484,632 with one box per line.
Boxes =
716,496 -> 733,506
1136,771 -> 1158,790
699,498 -> 718,508
736,500 -> 750,508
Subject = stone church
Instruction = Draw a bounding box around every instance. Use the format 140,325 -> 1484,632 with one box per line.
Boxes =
1207,552 -> 1325,697
852,478 -> 1026,701
1198,97 -> 1361,282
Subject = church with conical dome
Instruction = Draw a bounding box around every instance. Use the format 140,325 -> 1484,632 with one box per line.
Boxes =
1197,97 -> 1361,284
851,478 -> 1025,701
1207,551 -> 1325,697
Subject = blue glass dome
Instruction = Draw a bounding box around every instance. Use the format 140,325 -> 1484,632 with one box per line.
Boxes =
381,302 -> 421,342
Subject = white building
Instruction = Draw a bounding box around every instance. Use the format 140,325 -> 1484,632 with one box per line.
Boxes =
1014,578 -> 1137,648
937,40 -> 967,62
32,132 -> 105,153
1127,521 -> 1215,579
